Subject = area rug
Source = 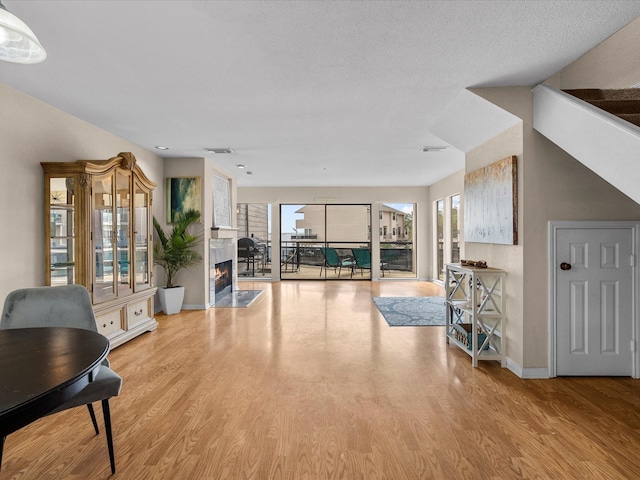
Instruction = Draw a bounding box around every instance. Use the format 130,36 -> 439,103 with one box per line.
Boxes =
372,296 -> 446,326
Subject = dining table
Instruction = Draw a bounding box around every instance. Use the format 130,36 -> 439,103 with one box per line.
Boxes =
0,327 -> 109,469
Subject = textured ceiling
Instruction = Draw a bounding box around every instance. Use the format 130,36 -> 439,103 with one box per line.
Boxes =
2,1 -> 640,187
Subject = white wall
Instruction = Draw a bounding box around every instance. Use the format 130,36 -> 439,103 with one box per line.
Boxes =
0,83 -> 164,306
238,186 -> 431,280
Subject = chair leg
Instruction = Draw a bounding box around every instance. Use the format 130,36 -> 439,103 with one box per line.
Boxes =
101,399 -> 116,474
87,403 -> 99,435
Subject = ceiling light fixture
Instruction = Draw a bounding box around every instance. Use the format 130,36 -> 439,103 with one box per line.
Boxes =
236,164 -> 246,169
155,145 -> 169,150
421,146 -> 448,152
0,1 -> 46,64
206,148 -> 234,154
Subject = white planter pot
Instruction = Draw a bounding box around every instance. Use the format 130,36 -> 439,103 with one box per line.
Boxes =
158,286 -> 185,315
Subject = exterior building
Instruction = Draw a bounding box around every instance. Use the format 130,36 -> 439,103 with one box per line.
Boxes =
379,204 -> 407,244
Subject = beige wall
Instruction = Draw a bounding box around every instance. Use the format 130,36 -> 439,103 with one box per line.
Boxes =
545,17 -> 640,90
0,83 -> 165,306
471,86 -> 640,371
238,186 -> 431,280
161,158 -> 237,308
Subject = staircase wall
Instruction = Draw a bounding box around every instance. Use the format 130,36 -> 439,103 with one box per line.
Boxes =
533,84 -> 640,205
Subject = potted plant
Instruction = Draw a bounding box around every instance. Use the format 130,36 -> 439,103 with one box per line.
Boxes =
153,209 -> 202,314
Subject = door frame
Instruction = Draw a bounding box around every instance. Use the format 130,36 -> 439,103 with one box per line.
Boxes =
548,221 -> 640,379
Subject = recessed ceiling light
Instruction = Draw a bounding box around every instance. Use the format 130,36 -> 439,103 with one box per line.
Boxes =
155,145 -> 169,150
206,148 -> 234,154
236,164 -> 246,169
421,146 -> 448,152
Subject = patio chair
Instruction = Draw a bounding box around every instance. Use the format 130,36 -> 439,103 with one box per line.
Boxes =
351,248 -> 372,277
319,247 -> 353,278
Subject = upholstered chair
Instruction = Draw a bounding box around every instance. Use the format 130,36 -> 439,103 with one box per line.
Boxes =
0,285 -> 122,474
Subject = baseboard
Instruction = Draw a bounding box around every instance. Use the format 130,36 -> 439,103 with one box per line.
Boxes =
182,303 -> 207,310
506,357 -> 550,379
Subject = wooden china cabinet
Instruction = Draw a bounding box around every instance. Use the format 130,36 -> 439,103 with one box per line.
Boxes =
41,152 -> 158,347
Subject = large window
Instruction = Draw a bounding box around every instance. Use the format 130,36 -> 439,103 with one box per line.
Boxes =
451,194 -> 460,263
379,203 -> 415,278
436,199 -> 445,280
434,194 -> 460,282
280,204 -> 371,280
237,203 -> 271,278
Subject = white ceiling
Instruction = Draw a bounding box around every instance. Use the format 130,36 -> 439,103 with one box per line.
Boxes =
2,1 -> 640,187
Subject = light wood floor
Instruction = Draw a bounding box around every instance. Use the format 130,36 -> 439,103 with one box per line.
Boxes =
3,281 -> 640,479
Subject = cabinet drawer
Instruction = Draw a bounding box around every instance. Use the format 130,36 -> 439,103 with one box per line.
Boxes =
96,309 -> 123,337
127,299 -> 150,326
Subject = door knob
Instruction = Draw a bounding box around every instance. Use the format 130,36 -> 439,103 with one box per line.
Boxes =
560,262 -> 572,271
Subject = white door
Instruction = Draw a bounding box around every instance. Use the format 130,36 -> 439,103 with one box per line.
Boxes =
556,227 -> 633,376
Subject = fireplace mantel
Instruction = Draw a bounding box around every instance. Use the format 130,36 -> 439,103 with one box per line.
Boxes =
210,227 -> 239,239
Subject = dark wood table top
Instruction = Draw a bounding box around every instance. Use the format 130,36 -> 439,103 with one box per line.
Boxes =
0,327 -> 109,435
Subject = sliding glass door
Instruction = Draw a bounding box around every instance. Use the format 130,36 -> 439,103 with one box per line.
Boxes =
280,204 -> 371,280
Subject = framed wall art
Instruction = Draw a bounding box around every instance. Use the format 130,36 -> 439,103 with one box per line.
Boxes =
464,155 -> 518,245
213,175 -> 232,228
166,177 -> 202,223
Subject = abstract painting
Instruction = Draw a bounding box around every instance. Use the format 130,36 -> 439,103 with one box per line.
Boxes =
166,177 -> 201,223
464,156 -> 517,245
213,175 -> 232,228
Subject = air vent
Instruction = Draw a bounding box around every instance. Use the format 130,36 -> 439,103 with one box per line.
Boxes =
421,146 -> 448,152
206,148 -> 234,154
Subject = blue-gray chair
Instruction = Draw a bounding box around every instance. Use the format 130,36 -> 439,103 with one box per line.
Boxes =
0,285 -> 122,474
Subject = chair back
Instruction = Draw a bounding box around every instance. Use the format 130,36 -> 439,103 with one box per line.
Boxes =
1,285 -> 98,332
320,247 -> 341,266
352,248 -> 372,269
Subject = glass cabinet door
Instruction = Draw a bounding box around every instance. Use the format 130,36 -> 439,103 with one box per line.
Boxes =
134,180 -> 151,290
116,170 -> 132,295
93,173 -> 116,302
48,177 -> 75,285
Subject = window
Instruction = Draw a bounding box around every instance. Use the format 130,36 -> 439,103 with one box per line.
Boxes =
280,204 -> 371,280
436,199 -> 444,280
434,194 -> 461,282
236,203 -> 271,278
380,203 -> 415,279
451,194 -> 460,263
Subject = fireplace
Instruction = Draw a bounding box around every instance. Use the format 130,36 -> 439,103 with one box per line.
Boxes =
209,238 -> 263,308
214,260 -> 233,297
209,238 -> 237,306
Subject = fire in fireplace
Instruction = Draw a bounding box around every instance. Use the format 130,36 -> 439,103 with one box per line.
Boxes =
214,260 -> 233,295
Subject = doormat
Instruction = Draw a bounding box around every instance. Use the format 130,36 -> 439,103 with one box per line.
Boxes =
372,296 -> 446,326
